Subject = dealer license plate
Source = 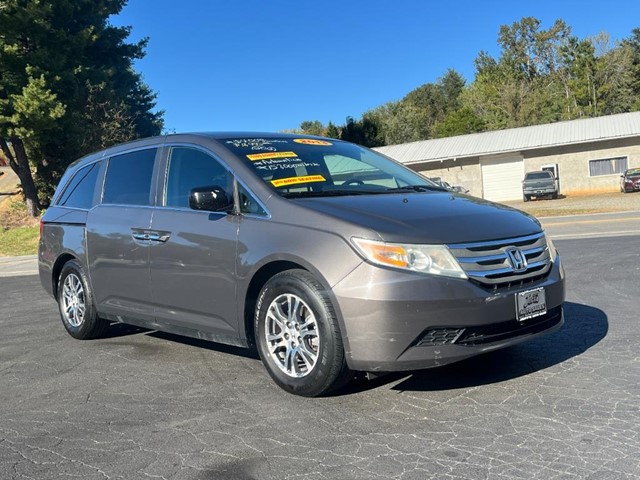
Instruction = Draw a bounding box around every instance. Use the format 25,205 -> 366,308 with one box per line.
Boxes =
516,287 -> 546,321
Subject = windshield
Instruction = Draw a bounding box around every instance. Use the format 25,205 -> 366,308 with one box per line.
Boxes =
525,172 -> 553,180
626,168 -> 640,176
219,137 -> 441,197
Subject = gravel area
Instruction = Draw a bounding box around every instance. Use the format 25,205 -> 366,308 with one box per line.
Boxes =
504,191 -> 640,217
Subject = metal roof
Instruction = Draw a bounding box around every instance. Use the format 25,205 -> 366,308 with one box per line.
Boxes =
375,111 -> 640,165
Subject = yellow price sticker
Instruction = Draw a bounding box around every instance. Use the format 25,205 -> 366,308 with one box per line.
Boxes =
247,151 -> 297,161
293,139 -> 333,146
271,175 -> 326,188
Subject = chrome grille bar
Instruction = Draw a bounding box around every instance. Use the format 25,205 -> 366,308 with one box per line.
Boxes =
448,232 -> 552,288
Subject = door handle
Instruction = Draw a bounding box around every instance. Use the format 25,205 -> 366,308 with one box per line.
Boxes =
132,229 -> 170,243
148,231 -> 171,243
131,230 -> 150,241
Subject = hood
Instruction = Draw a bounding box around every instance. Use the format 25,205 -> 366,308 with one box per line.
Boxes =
294,192 -> 542,244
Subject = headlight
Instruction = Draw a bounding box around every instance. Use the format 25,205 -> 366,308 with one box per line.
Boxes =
352,238 -> 468,279
544,232 -> 558,263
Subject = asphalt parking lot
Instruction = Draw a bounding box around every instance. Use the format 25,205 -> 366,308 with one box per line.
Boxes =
1,231 -> 639,478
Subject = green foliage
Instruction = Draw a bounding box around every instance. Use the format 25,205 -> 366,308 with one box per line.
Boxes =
0,0 -> 164,207
339,116 -> 382,148
325,122 -> 340,139
0,225 -> 39,256
623,28 -> 640,108
466,18 -> 571,129
1,69 -> 66,144
299,120 -> 325,136
362,69 -> 468,145
433,107 -> 486,138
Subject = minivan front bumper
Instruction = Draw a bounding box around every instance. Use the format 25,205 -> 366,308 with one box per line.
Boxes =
332,255 -> 565,372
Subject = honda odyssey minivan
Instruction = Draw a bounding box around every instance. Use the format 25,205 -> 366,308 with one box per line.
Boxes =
39,133 -> 565,396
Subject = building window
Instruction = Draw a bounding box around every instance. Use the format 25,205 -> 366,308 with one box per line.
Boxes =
588,157 -> 628,177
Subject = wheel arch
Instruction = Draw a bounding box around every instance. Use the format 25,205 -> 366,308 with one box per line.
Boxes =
242,260 -> 307,348
52,253 -> 78,300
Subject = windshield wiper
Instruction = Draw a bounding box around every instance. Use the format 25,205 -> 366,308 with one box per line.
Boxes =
280,184 -> 447,198
385,185 -> 448,193
280,189 -> 376,199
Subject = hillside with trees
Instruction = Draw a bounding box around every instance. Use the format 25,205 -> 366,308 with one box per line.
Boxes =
297,18 -> 640,148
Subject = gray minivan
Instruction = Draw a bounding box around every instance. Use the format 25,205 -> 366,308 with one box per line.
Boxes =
39,133 -> 565,396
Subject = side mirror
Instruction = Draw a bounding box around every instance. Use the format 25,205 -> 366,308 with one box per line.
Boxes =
189,185 -> 233,212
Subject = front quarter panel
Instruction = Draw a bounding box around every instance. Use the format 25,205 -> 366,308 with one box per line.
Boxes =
235,215 -> 365,340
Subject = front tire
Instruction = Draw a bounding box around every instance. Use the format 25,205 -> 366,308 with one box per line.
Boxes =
57,260 -> 108,340
255,269 -> 351,397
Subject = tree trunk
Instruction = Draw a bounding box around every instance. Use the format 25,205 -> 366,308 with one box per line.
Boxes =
0,136 -> 41,217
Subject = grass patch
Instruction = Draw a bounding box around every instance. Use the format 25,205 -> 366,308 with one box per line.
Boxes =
0,225 -> 39,256
0,196 -> 40,256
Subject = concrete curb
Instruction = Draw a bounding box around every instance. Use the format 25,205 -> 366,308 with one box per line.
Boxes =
0,255 -> 38,278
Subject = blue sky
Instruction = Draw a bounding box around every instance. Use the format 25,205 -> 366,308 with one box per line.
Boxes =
112,1 -> 640,133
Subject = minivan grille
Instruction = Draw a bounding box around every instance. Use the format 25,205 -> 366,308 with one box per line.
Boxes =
448,232 -> 552,289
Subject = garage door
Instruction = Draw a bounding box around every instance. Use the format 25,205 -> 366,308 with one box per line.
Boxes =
481,155 -> 524,201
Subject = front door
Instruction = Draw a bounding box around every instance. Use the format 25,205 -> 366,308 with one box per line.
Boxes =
149,146 -> 240,337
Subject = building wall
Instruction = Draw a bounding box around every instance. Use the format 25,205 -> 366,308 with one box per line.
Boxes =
414,157 -> 483,197
522,138 -> 640,195
406,136 -> 640,198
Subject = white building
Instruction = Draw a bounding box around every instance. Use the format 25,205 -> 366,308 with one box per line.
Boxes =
375,111 -> 640,201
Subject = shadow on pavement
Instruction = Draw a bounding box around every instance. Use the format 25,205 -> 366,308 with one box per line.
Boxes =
100,322 -> 150,338
148,330 -> 260,361
94,301 -> 606,395
340,301 -> 607,395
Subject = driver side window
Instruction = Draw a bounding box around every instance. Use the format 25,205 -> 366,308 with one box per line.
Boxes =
165,147 -> 230,208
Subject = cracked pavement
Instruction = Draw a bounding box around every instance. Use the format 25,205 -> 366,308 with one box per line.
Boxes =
1,235 -> 639,479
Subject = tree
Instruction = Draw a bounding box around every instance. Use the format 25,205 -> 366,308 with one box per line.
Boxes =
0,0 -> 163,216
466,18 -> 570,129
365,101 -> 427,145
591,33 -> 635,114
365,69 -> 468,145
556,32 -> 636,119
325,122 -> 340,139
433,107 -> 485,138
339,116 -> 382,148
299,120 -> 325,136
622,28 -> 640,108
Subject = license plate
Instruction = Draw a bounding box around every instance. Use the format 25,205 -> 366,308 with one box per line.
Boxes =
516,287 -> 546,321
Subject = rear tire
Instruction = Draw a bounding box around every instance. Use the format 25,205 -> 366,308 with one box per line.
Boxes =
57,260 -> 108,340
255,269 -> 351,397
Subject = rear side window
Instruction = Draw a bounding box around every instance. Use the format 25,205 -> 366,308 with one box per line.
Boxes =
103,149 -> 156,206
58,162 -> 100,209
165,147 -> 230,208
